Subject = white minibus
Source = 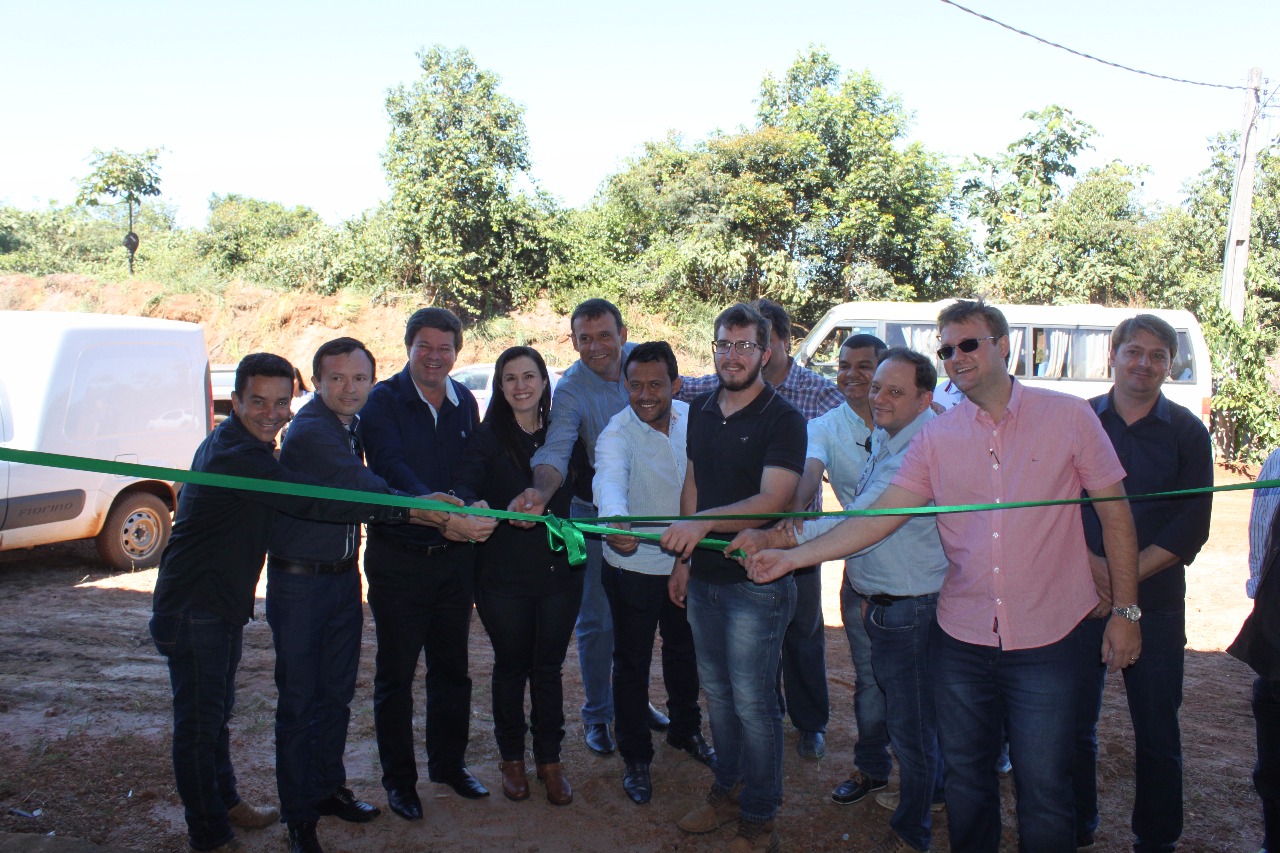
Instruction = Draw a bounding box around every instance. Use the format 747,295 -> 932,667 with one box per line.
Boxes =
794,300 -> 1213,424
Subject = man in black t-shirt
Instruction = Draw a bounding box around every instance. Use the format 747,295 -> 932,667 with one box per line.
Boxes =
661,303 -> 806,853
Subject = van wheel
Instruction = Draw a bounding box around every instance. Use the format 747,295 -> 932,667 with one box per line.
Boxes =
96,493 -> 172,571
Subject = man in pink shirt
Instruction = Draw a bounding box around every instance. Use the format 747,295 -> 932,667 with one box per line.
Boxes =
735,299 -> 1142,853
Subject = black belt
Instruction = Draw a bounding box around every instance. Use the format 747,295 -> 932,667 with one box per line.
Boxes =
864,593 -> 911,607
268,556 -> 357,576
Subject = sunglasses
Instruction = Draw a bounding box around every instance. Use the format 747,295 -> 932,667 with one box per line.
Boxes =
937,336 -> 998,361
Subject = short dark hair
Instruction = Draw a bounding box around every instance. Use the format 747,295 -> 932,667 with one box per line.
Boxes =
842,333 -> 888,358
570,298 -> 625,334
312,337 -> 377,383
879,346 -> 937,393
937,298 -> 1009,341
714,303 -> 771,350
404,307 -> 463,350
1111,314 -> 1178,360
234,353 -> 294,398
625,341 -> 679,381
752,298 -> 791,345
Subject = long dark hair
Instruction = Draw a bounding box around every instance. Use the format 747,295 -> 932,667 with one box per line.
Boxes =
486,346 -> 553,473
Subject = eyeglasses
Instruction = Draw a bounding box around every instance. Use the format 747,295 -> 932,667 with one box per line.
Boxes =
712,340 -> 763,355
937,336 -> 998,361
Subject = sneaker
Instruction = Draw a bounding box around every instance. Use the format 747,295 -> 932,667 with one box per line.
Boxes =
226,800 -> 278,828
996,741 -> 1012,775
874,790 -> 944,813
677,784 -> 740,833
728,818 -> 780,853
830,771 -> 887,805
867,831 -> 912,853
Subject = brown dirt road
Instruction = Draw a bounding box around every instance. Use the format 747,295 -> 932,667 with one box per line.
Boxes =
0,468 -> 1265,852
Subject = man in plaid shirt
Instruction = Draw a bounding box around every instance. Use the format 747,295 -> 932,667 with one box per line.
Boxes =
678,298 -> 843,758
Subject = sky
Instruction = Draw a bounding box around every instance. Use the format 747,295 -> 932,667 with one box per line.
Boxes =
1,0 -> 1276,230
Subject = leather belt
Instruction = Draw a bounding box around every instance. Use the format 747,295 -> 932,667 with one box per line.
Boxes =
864,593 -> 911,607
268,556 -> 357,576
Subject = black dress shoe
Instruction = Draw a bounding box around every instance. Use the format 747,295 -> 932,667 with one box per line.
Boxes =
622,761 -> 652,804
386,786 -> 423,821
666,731 -> 716,767
830,771 -> 887,805
646,703 -> 671,732
436,768 -> 489,799
315,786 -> 381,823
287,821 -> 323,853
584,722 -> 616,755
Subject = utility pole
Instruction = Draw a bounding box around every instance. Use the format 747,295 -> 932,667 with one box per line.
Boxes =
1221,67 -> 1262,324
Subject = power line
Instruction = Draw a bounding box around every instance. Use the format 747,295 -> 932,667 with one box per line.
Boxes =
938,0 -> 1253,92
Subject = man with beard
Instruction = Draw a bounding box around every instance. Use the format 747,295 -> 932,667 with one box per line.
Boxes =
662,303 -> 807,853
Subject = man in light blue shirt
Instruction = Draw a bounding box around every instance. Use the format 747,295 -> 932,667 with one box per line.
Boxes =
594,341 -> 714,806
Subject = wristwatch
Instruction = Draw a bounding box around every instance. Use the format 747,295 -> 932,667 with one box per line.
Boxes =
1111,604 -> 1142,623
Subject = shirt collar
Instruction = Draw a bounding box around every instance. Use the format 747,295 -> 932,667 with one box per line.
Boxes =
1096,389 -> 1171,424
875,406 -> 936,456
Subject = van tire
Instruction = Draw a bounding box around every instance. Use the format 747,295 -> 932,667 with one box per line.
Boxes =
96,493 -> 172,571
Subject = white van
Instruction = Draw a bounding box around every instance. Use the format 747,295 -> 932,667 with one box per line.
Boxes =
0,311 -> 212,569
795,300 -> 1213,424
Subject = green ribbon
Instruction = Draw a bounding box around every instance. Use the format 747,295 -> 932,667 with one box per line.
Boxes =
1,447 -> 1271,565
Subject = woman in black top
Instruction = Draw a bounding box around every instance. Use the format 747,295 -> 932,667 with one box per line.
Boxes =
454,346 -> 582,806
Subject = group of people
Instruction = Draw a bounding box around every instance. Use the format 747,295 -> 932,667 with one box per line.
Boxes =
150,294 -> 1222,853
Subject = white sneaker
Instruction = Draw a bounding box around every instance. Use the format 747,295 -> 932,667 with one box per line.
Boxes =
874,790 -> 944,812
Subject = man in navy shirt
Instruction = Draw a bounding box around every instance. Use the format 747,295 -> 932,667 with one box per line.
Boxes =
662,303 -> 807,853
151,353 -> 450,853
266,338 -> 398,853
1074,314 -> 1213,852
359,308 -> 497,821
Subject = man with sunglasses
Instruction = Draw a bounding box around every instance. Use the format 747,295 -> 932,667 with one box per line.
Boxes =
737,299 -> 1141,853
662,303 -> 807,853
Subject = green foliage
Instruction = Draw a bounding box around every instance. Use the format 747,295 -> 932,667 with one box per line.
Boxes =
382,45 -> 548,316
200,194 -> 324,273
76,148 -> 162,225
593,47 -> 970,326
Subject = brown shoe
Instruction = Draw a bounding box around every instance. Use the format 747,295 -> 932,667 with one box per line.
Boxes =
676,784 -> 741,833
226,800 -> 278,828
500,759 -> 530,801
535,762 -> 573,806
728,818 -> 780,852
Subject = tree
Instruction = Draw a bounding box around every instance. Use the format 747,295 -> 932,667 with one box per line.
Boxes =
76,147 -> 162,274
382,46 -> 546,315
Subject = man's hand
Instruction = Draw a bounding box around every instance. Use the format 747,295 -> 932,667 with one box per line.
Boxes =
746,549 -> 798,584
660,519 -> 715,560
1088,552 -> 1111,618
410,492 -> 463,528
668,559 -> 690,608
604,522 -> 638,554
727,526 -> 790,561
506,487 -> 548,529
443,501 -> 498,543
1101,615 -> 1142,673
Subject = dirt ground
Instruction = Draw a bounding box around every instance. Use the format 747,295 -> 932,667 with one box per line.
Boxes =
0,469 -> 1266,852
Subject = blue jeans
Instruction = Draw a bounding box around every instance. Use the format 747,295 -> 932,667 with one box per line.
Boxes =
777,565 -> 829,733
1074,608 -> 1185,851
265,566 -> 363,824
688,576 -> 796,823
931,619 -> 1084,853
865,593 -> 944,851
1254,677 -> 1280,853
150,608 -> 245,851
840,575 -> 891,779
573,500 -> 615,725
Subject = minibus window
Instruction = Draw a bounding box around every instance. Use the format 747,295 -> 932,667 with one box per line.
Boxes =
1032,327 -> 1111,380
1169,331 -> 1195,382
810,324 -> 877,378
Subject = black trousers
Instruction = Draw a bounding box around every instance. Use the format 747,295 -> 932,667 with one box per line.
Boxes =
364,536 -> 475,789
602,561 -> 701,763
475,575 -> 582,764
